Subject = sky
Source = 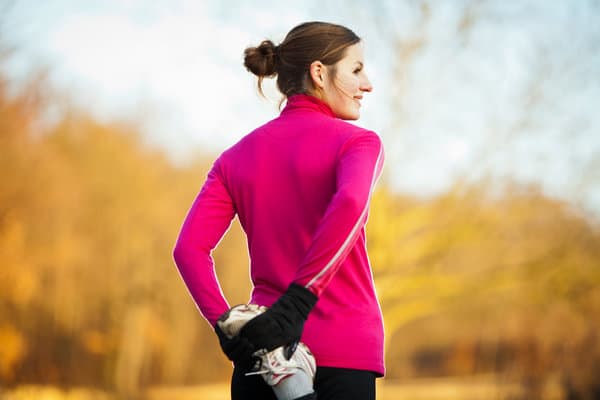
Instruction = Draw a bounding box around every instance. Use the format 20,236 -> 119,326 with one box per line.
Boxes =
2,0 -> 600,216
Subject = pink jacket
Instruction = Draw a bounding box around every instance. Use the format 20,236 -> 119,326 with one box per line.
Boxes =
173,93 -> 385,375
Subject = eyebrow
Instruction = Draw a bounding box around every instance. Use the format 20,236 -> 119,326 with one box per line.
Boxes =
355,61 -> 364,67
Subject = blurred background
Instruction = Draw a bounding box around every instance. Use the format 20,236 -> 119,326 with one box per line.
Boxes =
1,0 -> 599,399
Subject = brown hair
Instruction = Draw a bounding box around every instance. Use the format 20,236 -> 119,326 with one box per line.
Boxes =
243,21 -> 361,104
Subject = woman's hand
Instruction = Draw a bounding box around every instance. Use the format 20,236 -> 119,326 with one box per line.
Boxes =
215,320 -> 257,370
239,283 -> 318,353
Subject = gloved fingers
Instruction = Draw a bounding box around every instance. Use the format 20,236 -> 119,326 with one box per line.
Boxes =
227,336 -> 255,361
239,311 -> 286,351
215,325 -> 256,365
225,336 -> 260,371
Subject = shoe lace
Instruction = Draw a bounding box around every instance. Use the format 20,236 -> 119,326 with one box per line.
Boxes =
244,348 -> 292,378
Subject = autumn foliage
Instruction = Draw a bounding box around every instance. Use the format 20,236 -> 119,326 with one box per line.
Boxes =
1,72 -> 599,399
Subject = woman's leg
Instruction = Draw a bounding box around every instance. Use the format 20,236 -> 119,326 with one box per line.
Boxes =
231,364 -> 278,400
233,364 -> 375,400
315,367 -> 376,400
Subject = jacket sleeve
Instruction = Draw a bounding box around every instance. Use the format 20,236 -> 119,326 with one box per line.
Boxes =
292,130 -> 384,296
172,158 -> 235,327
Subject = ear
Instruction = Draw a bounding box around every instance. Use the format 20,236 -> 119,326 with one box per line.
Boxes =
309,60 -> 326,89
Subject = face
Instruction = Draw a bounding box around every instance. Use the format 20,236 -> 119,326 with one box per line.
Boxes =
312,42 -> 373,120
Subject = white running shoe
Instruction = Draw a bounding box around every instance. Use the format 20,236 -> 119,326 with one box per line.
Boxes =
217,304 -> 316,385
249,342 -> 316,386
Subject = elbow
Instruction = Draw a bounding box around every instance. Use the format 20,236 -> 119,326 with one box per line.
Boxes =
173,241 -> 210,268
172,243 -> 188,267
337,189 -> 369,216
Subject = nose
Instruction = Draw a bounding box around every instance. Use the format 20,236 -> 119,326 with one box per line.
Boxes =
360,74 -> 373,93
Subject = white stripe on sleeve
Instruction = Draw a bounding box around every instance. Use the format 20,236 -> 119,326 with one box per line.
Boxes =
305,144 -> 384,289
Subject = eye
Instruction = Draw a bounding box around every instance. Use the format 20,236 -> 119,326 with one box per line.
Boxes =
353,68 -> 362,74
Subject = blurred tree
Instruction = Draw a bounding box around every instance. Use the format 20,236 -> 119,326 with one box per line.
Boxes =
0,67 -> 249,392
367,182 -> 600,398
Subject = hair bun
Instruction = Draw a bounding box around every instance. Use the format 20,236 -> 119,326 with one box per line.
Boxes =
243,39 -> 279,77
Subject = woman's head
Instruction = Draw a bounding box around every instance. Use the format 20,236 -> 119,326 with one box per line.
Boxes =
243,21 -> 372,120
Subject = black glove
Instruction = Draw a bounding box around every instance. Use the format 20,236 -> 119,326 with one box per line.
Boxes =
239,283 -> 318,353
215,324 -> 257,370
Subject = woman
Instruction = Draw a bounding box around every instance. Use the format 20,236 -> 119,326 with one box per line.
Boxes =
173,21 -> 385,400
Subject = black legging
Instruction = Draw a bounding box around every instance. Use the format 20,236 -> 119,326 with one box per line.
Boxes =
231,365 -> 377,400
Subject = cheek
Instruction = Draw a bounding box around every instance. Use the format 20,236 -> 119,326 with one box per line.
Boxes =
335,74 -> 360,94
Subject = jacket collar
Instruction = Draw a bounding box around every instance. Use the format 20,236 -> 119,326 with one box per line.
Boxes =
281,93 -> 336,118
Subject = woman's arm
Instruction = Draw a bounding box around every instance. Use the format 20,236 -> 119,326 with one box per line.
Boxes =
172,158 -> 235,327
293,129 -> 384,296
